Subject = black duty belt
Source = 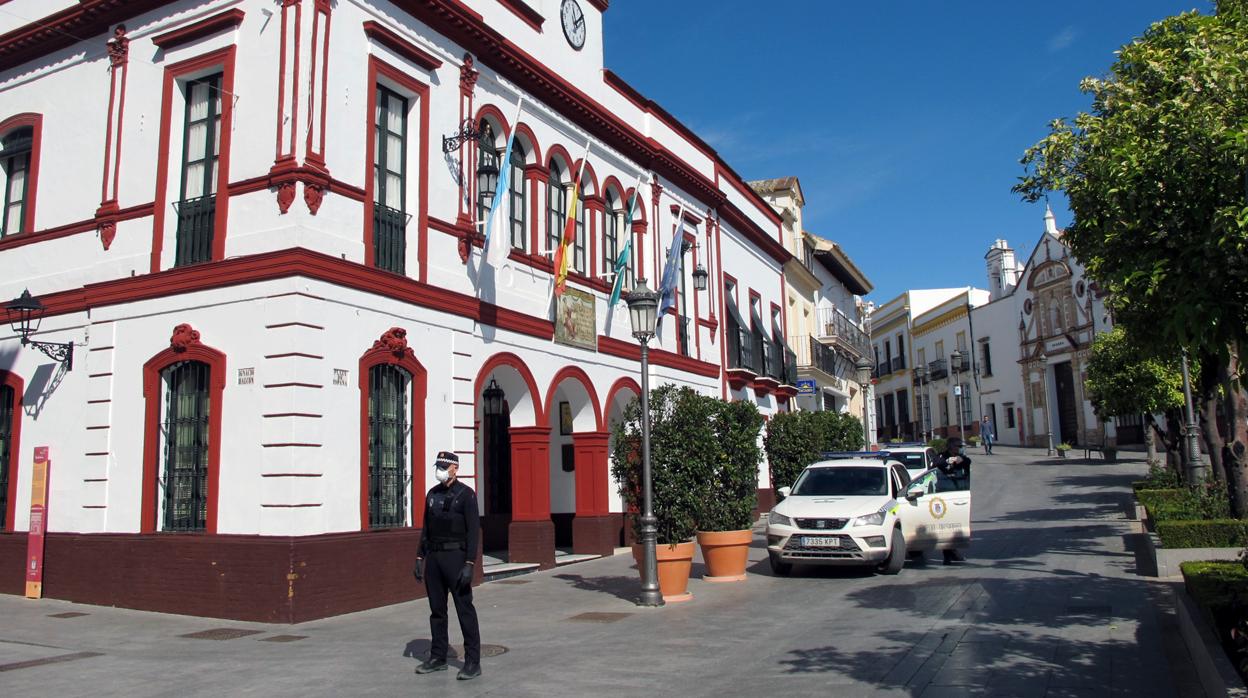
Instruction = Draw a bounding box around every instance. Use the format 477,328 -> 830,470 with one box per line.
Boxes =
428,541 -> 466,552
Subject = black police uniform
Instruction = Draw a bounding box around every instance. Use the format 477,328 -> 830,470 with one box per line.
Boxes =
933,447 -> 971,563
416,478 -> 481,670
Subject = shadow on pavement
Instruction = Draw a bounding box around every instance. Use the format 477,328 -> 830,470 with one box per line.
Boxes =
551,573 -> 638,602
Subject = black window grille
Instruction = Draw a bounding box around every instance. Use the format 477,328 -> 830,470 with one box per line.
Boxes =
368,364 -> 410,529
509,142 -> 527,251
175,75 -> 222,266
0,384 -> 12,530
161,361 -> 211,532
603,191 -> 618,278
1,127 -> 32,237
374,85 -> 407,272
546,160 -> 566,259
981,341 -> 993,376
573,196 -> 586,274
677,252 -> 689,356
476,121 -> 499,224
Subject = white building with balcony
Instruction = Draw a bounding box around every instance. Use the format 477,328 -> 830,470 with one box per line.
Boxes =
0,0 -> 797,621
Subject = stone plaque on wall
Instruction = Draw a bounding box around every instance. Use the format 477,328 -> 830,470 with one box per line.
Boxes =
554,287 -> 597,351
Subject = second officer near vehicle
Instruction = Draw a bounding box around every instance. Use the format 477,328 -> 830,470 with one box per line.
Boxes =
413,451 -> 482,681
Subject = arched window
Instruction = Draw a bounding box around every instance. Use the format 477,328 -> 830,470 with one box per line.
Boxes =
508,141 -> 527,251
1,127 -> 32,237
368,364 -> 410,529
160,360 -> 212,532
603,189 -> 619,278
476,121 -> 499,224
546,159 -> 566,259
573,189 -> 586,274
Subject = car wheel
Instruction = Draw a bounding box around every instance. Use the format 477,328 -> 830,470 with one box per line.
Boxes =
878,528 -> 905,575
769,552 -> 792,577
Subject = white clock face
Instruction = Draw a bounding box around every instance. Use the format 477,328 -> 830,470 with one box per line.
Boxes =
561,0 -> 585,50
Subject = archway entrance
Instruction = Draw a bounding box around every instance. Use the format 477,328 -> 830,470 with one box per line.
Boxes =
480,378 -> 512,552
603,378 -> 641,548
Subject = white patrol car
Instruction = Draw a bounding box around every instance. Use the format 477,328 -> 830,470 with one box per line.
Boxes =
880,444 -> 938,480
765,458 -> 971,576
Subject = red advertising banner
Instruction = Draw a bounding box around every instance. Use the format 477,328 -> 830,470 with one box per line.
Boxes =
25,446 -> 49,599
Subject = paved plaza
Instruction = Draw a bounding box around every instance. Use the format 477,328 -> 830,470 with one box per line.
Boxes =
0,447 -> 1205,696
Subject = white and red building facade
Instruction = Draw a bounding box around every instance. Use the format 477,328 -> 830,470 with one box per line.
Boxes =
0,0 -> 797,621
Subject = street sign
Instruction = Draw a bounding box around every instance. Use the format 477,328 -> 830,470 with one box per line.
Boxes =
954,385 -> 962,396
796,379 -> 816,395
25,446 -> 50,599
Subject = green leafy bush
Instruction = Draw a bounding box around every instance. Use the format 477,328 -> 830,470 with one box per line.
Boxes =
1157,520 -> 1248,548
1181,561 -> 1248,610
698,398 -> 764,532
928,437 -> 947,453
1057,442 -> 1073,451
610,386 -> 765,542
1138,480 -> 1233,522
1133,461 -> 1181,491
763,410 -> 864,494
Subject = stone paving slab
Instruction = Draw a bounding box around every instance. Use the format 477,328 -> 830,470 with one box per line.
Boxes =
0,447 -> 1211,696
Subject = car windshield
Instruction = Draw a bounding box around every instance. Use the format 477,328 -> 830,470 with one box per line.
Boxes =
792,467 -> 888,497
886,452 -> 926,469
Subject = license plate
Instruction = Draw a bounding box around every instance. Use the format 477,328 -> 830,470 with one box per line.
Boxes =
801,536 -> 840,547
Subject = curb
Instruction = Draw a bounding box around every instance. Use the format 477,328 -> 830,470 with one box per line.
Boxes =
1173,585 -> 1248,698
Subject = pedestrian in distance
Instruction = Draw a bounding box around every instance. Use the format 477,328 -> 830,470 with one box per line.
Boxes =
413,451 -> 482,681
980,415 -> 995,455
934,436 -> 971,564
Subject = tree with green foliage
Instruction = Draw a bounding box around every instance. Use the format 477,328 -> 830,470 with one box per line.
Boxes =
698,398 -> 764,531
1014,0 -> 1248,513
1086,327 -> 1185,473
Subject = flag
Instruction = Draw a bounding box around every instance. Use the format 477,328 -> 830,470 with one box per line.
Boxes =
482,98 -> 523,268
608,176 -> 643,307
553,139 -> 590,296
655,203 -> 685,335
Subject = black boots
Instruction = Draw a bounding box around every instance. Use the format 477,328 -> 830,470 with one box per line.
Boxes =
943,549 -> 966,565
415,657 -> 448,674
457,661 -> 482,680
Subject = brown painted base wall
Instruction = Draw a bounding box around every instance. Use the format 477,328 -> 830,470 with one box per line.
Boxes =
572,514 -> 621,557
509,519 -> 556,569
0,529 -> 430,624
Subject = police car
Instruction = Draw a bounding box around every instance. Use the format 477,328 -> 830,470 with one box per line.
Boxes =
765,457 -> 971,576
880,443 -> 938,480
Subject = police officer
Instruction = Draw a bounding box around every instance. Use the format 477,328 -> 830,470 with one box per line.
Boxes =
413,452 -> 482,680
934,437 -> 971,564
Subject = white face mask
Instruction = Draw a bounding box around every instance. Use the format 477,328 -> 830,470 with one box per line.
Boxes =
434,467 -> 451,484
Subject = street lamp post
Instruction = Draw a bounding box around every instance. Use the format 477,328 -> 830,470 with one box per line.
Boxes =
1038,352 -> 1055,456
951,350 -> 965,440
1180,349 -> 1206,481
622,279 -> 663,608
855,358 -> 872,449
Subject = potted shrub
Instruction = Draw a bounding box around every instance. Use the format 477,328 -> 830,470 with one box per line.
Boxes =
695,398 -> 763,582
1057,442 -> 1072,457
611,385 -> 703,602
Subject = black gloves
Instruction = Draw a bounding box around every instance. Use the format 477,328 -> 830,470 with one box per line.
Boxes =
413,558 -> 424,583
457,564 -> 473,592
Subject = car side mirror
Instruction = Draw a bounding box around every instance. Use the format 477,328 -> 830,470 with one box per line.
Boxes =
905,485 -> 923,502
777,486 -> 791,498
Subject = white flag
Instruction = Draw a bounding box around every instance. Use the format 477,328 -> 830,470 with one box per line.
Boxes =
483,98 -> 523,268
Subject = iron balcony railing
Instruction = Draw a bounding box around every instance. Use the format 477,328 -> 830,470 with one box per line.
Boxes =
727,324 -> 756,373
174,195 -> 216,267
760,340 -> 775,380
373,203 -> 407,274
951,353 -> 972,373
817,306 -> 870,357
928,358 -> 948,380
891,356 -> 905,373
783,347 -> 798,385
678,316 -> 691,357
765,341 -> 787,382
793,335 -> 841,377
877,361 -> 891,377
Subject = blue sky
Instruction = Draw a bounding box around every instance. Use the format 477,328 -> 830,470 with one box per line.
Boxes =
603,1 -> 1208,303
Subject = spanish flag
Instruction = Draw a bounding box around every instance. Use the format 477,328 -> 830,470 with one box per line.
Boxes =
553,140 -> 590,296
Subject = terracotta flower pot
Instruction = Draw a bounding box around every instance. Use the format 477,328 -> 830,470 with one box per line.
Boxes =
632,541 -> 696,602
696,529 -> 752,582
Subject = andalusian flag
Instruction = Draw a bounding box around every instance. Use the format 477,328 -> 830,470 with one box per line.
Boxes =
553,140 -> 591,297
608,175 -> 644,307
482,98 -> 524,268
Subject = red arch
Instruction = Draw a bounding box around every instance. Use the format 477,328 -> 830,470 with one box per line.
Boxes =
475,352 -> 546,427
545,144 -> 574,182
0,113 -> 42,235
513,122 -> 541,164
602,376 -> 642,431
474,102 -> 512,138
601,175 -> 626,204
575,161 -> 599,196
358,332 -> 428,530
544,366 -> 603,433
0,370 -> 23,531
140,326 -> 226,534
